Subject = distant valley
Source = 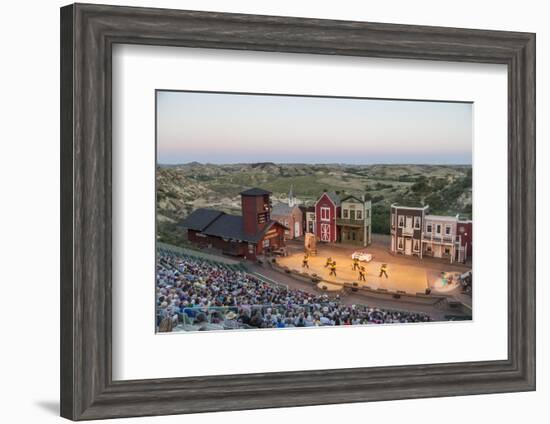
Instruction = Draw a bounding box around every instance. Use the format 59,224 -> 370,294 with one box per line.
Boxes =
157,162 -> 472,247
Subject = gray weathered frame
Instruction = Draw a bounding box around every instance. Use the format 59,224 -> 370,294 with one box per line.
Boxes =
60,3 -> 536,421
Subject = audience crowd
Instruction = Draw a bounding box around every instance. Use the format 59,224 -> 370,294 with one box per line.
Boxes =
156,250 -> 432,332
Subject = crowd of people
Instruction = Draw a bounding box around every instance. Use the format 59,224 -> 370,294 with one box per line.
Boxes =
156,250 -> 432,332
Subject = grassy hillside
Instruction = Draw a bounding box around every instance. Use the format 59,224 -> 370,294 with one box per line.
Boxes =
157,163 -> 472,245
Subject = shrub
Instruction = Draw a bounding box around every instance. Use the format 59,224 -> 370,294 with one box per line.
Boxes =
371,205 -> 391,234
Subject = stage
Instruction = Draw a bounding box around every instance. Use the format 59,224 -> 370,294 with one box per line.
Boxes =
277,250 -> 429,294
276,240 -> 470,295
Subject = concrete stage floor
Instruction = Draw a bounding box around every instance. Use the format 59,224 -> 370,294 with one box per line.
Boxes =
276,237 -> 470,295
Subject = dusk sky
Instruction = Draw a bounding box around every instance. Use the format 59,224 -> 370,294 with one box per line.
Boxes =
157,90 -> 472,165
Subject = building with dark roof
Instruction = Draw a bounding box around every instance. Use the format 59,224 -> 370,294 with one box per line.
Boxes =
178,188 -> 286,260
179,208 -> 224,231
239,187 -> 272,196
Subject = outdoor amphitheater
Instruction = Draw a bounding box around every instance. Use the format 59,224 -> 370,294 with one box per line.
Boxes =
156,242 -> 472,333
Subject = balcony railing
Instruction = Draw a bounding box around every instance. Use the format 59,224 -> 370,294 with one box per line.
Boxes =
401,226 -> 415,236
336,217 -> 364,227
423,233 -> 455,243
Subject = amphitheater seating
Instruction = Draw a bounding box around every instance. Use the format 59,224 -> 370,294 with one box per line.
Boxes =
156,246 -> 433,332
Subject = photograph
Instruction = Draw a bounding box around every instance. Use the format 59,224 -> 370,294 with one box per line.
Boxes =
155,90 -> 474,333
46,1 -> 539,420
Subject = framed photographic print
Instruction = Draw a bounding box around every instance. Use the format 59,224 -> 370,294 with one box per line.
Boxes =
60,3 -> 536,420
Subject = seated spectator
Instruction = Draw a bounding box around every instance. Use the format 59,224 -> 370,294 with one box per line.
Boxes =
156,249 -> 432,332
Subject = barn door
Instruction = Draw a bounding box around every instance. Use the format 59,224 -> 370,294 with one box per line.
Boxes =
320,223 -> 330,242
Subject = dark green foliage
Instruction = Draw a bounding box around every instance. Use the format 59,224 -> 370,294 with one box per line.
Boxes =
397,175 -> 418,182
157,221 -> 190,248
431,178 -> 448,191
371,204 -> 391,234
411,178 -> 429,194
370,194 -> 384,204
191,174 -> 215,182
397,172 -> 473,219
423,174 -> 472,218
374,182 -> 393,190
424,193 -> 445,211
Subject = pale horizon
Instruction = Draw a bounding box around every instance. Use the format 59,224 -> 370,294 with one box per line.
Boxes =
157,90 -> 473,165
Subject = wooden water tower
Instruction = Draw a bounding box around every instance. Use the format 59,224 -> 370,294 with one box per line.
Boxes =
240,188 -> 272,236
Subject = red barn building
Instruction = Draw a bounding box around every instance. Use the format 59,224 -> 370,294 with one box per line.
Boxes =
179,188 -> 286,260
314,191 -> 341,243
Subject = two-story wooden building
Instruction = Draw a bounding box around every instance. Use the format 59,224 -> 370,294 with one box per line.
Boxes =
178,188 -> 286,260
390,203 -> 472,263
302,206 -> 316,235
336,195 -> 372,247
390,204 -> 428,258
422,214 -> 460,262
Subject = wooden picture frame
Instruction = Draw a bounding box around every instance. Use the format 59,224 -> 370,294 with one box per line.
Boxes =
60,3 -> 536,420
